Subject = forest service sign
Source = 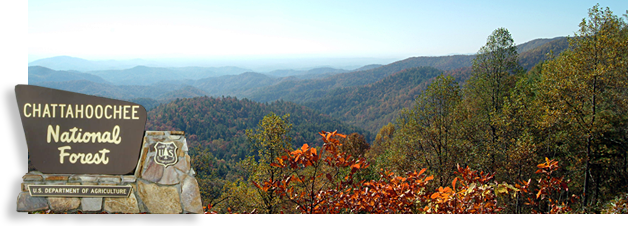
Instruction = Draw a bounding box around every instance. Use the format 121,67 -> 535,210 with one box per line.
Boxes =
15,85 -> 147,174
154,142 -> 178,167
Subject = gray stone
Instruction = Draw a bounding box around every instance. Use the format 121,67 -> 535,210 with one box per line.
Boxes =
104,193 -> 140,214
174,154 -> 190,173
77,175 -> 99,182
181,139 -> 189,152
122,175 -> 137,183
174,141 -> 185,157
141,156 -> 163,182
81,198 -> 103,212
49,197 -> 80,213
39,131 -> 202,214
22,174 -> 43,181
159,166 -> 180,185
181,176 -> 203,213
16,192 -> 49,212
44,175 -> 69,181
137,180 -> 181,214
98,176 -> 121,183
146,131 -> 164,136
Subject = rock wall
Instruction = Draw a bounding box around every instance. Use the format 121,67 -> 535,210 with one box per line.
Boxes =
17,131 -> 203,214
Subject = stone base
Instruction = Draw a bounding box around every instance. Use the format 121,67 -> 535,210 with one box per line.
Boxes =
17,131 -> 203,214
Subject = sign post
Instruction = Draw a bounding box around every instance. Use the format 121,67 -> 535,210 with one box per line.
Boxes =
15,85 -> 147,174
15,85 -> 202,214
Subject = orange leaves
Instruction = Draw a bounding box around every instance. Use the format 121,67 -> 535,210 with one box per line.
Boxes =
519,157 -> 575,214
320,130 -> 345,146
350,163 -> 362,174
252,180 -> 262,191
250,130 -> 375,213
418,168 -> 426,176
249,129 -> 577,214
431,186 -> 453,200
535,157 -> 559,176
204,204 -> 218,214
331,169 -> 433,214
423,165 -> 513,214
536,190 -> 543,199
272,143 -> 321,169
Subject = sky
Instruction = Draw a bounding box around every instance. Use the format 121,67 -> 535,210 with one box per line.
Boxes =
26,0 -> 628,65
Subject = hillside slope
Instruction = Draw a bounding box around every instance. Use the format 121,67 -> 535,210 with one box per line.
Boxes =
146,96 -> 373,160
248,55 -> 475,103
306,66 -> 443,133
28,66 -> 110,84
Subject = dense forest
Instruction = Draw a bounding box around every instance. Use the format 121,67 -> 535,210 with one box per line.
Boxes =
305,66 -> 442,133
184,5 -> 627,214
26,4 -> 628,214
145,96 -> 373,161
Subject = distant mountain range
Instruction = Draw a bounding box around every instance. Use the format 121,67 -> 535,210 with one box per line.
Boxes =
89,65 -> 253,85
27,56 -> 162,71
28,66 -> 110,84
28,36 -> 570,135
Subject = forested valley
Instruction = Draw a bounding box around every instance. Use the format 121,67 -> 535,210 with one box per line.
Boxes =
28,5 -> 628,214
192,6 -> 627,213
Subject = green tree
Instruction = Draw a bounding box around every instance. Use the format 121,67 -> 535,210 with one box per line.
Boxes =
538,5 -> 628,210
244,113 -> 294,213
339,133 -> 370,159
470,27 -> 523,114
382,75 -> 463,187
494,69 -> 544,213
464,27 -> 523,174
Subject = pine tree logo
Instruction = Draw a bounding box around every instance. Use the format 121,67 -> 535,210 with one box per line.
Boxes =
154,142 -> 178,167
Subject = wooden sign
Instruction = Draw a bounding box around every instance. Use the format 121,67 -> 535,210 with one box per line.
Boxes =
15,85 -> 147,174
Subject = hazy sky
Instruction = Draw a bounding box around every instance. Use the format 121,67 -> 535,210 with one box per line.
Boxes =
26,0 -> 628,63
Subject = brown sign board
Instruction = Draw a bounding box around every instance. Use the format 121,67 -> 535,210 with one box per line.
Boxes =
28,185 -> 132,197
15,85 -> 146,174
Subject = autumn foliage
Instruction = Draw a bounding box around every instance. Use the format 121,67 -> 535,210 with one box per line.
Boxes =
516,158 -> 576,214
204,130 -> 581,214
200,5 -> 628,214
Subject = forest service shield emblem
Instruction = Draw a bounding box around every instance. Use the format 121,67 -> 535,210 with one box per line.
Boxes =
154,142 -> 178,167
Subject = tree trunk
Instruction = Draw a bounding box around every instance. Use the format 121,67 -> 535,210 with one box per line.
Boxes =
583,136 -> 591,210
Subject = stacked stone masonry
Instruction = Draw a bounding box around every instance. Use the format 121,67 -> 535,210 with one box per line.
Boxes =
17,131 -> 203,214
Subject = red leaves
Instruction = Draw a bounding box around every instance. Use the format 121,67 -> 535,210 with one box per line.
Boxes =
424,175 -> 434,183
326,173 -> 333,182
204,204 -> 218,214
252,181 -> 262,191
424,165 -> 510,214
249,129 -> 577,214
518,157 -> 575,214
250,131 -> 372,213
329,169 -> 433,214
535,157 -> 560,176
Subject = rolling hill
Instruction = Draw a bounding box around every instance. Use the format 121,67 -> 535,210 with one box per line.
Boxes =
28,36 -> 571,136
88,65 -> 252,85
145,96 -> 373,160
28,56 -> 160,71
247,54 -> 475,103
28,66 -> 110,84
304,66 -> 443,133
